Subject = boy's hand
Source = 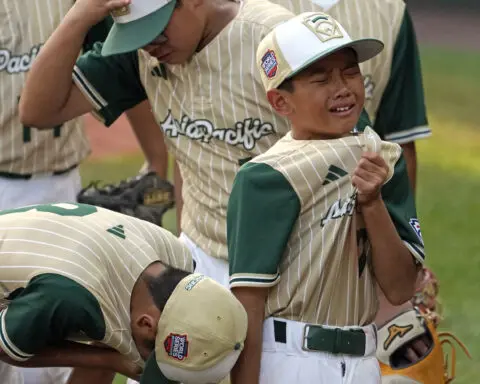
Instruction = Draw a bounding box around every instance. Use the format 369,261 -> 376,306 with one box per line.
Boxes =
69,0 -> 131,27
352,152 -> 388,206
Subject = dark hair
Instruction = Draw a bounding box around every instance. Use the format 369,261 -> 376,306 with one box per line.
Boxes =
278,77 -> 295,93
143,266 -> 190,311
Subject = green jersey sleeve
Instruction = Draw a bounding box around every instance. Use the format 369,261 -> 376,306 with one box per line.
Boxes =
228,162 -> 301,288
373,9 -> 431,144
382,154 -> 426,264
0,274 -> 106,361
73,43 -> 147,126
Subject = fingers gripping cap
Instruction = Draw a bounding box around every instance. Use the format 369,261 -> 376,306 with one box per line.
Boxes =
256,12 -> 384,92
141,274 -> 248,384
102,0 -> 177,56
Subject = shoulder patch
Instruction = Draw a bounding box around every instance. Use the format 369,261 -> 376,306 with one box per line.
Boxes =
409,218 -> 423,244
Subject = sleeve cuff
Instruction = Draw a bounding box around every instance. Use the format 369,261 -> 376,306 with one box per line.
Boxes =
403,240 -> 425,265
384,125 -> 432,144
0,308 -> 33,362
229,272 -> 280,289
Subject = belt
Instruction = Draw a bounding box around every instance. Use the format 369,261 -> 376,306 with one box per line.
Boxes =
273,319 -> 367,356
0,164 -> 78,180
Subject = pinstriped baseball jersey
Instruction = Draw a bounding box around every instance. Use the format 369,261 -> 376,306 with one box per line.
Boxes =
273,0 -> 431,144
228,128 -> 425,326
0,1 -> 91,175
73,0 -> 300,260
0,203 -> 193,365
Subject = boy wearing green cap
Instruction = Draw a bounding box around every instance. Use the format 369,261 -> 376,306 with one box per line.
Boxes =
227,12 -> 424,383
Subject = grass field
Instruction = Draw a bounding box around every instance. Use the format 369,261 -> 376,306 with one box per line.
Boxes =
80,47 -> 480,384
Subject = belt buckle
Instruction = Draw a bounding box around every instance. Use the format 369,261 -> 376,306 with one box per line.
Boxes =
302,324 -> 325,352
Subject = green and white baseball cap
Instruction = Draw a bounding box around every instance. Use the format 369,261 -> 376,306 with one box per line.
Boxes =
140,273 -> 248,384
256,12 -> 384,92
102,0 -> 176,56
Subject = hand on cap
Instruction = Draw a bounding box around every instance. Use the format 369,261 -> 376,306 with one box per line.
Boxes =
70,0 -> 132,27
352,152 -> 388,207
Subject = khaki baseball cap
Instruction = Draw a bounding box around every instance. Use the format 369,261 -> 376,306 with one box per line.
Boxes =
140,273 -> 248,384
102,0 -> 176,56
256,12 -> 384,92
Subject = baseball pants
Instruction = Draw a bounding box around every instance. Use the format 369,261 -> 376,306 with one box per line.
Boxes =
0,167 -> 80,384
261,317 -> 381,383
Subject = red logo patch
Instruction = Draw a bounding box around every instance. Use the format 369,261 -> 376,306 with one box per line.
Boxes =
261,50 -> 278,78
164,333 -> 189,361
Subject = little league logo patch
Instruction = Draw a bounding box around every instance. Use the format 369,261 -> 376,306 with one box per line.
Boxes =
261,50 -> 278,78
409,218 -> 424,244
164,333 -> 189,361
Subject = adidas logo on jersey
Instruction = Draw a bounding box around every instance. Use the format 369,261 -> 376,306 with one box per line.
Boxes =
321,192 -> 356,227
322,165 -> 348,185
107,225 -> 126,239
0,45 -> 42,74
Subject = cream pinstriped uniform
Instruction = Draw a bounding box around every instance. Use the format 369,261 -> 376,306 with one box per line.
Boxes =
74,0 -> 295,261
0,0 -> 89,175
230,130 -> 412,326
0,203 -> 193,366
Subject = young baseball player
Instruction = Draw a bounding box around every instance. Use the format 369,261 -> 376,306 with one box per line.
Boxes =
0,202 -> 247,384
18,0 -> 447,380
227,12 -> 424,383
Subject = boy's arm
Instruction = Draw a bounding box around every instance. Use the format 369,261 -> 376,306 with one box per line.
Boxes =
228,162 -> 300,384
20,1 -> 147,129
354,153 -> 423,305
0,342 -> 140,379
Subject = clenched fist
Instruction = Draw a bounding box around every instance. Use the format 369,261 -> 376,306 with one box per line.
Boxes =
352,152 -> 388,206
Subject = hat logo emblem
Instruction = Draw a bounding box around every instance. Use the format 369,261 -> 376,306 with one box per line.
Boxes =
164,333 -> 189,361
305,14 -> 344,42
261,50 -> 278,79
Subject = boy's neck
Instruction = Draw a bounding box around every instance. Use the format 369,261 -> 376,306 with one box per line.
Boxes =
198,0 -> 241,52
290,127 -> 354,141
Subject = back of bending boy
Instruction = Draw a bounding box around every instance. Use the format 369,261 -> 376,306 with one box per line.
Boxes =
227,13 -> 424,384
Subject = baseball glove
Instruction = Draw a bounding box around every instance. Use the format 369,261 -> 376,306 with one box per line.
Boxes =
377,308 -> 471,384
77,172 -> 175,227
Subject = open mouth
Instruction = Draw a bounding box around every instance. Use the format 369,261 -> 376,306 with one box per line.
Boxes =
329,104 -> 355,114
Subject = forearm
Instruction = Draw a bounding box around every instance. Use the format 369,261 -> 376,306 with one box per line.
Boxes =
0,342 -> 121,372
174,161 -> 184,236
231,288 -> 267,384
400,142 -> 417,192
361,198 -> 418,305
20,9 -> 91,127
125,101 -> 169,179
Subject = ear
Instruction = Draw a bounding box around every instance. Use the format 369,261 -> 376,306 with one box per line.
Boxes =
267,89 -> 294,117
135,314 -> 157,337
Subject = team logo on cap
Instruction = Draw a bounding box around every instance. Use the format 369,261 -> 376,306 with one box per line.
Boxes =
261,50 -> 278,79
164,333 -> 189,361
304,14 -> 344,42
409,218 -> 424,244
111,5 -> 131,17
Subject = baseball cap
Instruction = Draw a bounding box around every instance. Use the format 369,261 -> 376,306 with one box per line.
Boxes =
101,0 -> 177,56
256,12 -> 384,92
140,273 -> 248,384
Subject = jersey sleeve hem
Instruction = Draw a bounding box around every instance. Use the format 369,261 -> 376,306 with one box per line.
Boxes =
384,125 -> 432,144
229,272 -> 280,289
403,240 -> 425,264
0,309 -> 33,362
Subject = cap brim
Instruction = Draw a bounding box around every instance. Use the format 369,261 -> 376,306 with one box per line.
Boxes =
288,38 -> 384,80
101,0 -> 176,56
140,352 -> 173,384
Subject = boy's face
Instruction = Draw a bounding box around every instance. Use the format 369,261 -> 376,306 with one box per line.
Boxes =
142,0 -> 206,64
270,49 -> 365,140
